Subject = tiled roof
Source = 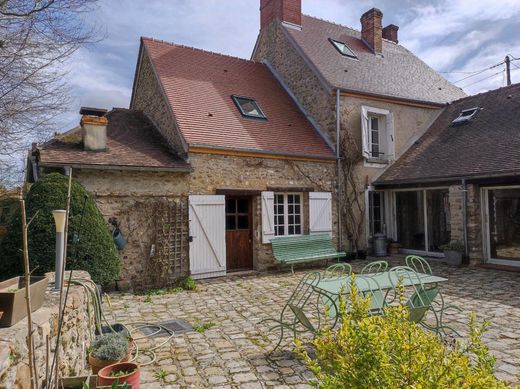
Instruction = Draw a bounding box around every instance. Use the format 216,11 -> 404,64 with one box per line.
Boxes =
284,15 -> 466,105
38,109 -> 192,171
142,38 -> 335,159
376,83 -> 520,185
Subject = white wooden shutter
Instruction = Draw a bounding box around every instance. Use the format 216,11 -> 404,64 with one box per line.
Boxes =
261,191 -> 275,244
188,195 -> 226,279
386,112 -> 395,161
361,106 -> 371,158
309,192 -> 332,236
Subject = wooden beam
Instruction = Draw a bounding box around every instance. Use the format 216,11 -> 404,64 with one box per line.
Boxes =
339,90 -> 445,109
189,146 -> 336,164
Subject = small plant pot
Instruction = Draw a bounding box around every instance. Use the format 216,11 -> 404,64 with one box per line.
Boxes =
0,276 -> 48,327
388,242 -> 401,255
89,339 -> 134,374
97,362 -> 140,389
444,250 -> 463,266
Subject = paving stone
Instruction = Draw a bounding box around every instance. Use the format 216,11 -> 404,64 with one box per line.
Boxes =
104,260 -> 520,387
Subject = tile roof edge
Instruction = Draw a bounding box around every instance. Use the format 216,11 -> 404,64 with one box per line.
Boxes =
39,161 -> 193,173
302,14 -> 359,34
141,36 -> 259,65
447,82 -> 520,105
375,169 -> 520,186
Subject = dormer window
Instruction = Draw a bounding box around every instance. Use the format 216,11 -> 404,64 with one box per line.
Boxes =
329,38 -> 357,59
452,107 -> 479,125
232,95 -> 267,120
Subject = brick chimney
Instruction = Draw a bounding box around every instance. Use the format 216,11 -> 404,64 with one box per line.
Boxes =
383,24 -> 399,44
80,107 -> 108,151
260,0 -> 301,29
360,8 -> 383,54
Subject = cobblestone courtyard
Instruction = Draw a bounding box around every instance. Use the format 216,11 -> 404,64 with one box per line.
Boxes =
105,259 -> 520,388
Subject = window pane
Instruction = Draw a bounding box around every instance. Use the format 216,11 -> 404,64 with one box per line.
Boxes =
369,191 -> 384,236
295,225 -> 301,235
237,215 -> 249,229
396,191 -> 425,251
288,225 -> 294,235
237,199 -> 248,213
488,188 -> 520,260
226,199 -> 236,213
226,215 -> 236,230
233,96 -> 266,119
426,189 -> 451,252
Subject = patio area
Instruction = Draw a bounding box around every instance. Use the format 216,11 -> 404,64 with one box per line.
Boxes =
105,259 -> 520,388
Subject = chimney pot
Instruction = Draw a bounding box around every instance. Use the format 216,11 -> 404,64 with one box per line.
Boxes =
382,24 -> 399,44
260,0 -> 301,30
80,108 -> 108,152
360,8 -> 383,54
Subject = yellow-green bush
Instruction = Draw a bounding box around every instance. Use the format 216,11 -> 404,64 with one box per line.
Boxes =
296,278 -> 516,389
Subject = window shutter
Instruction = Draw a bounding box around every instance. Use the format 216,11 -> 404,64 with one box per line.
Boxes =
261,191 -> 275,244
361,106 -> 371,158
309,192 -> 332,236
386,112 -> 395,160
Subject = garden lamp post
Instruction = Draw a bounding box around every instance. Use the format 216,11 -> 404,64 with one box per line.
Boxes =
52,210 -> 67,291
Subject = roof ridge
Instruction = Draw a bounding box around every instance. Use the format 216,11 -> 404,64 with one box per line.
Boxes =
141,36 -> 258,65
448,82 -> 520,105
302,14 -> 359,34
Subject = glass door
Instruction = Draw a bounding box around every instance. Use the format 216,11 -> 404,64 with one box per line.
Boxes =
395,188 -> 451,254
486,188 -> 520,262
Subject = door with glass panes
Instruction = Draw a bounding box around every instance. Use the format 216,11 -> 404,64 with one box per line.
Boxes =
225,196 -> 253,271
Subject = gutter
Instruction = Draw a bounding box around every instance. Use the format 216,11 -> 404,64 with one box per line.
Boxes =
39,162 -> 193,173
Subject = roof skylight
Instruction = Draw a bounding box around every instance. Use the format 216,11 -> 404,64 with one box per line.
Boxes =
329,38 -> 357,59
232,95 -> 267,120
452,107 -> 479,125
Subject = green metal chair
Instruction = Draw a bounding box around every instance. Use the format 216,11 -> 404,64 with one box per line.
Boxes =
260,272 -> 337,355
356,275 -> 387,316
387,266 -> 460,337
360,260 -> 388,274
322,263 -> 352,280
406,255 -> 433,274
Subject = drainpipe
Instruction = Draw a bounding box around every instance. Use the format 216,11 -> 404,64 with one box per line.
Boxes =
461,179 -> 469,258
336,89 -> 342,250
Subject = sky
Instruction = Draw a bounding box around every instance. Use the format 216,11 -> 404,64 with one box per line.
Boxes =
60,0 -> 520,131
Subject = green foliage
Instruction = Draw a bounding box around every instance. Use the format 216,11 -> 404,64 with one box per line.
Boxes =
296,277 -> 514,389
193,322 -> 215,333
181,276 -> 196,291
439,240 -> 465,252
154,369 -> 167,381
0,173 -> 120,286
90,333 -> 129,361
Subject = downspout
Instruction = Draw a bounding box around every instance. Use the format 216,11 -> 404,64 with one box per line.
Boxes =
461,179 -> 469,259
336,89 -> 342,250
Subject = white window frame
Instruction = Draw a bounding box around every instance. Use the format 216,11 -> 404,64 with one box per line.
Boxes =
274,192 -> 303,237
361,106 -> 394,167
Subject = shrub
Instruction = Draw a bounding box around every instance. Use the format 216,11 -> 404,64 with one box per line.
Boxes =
440,240 -> 465,252
0,173 -> 120,286
181,275 -> 196,291
90,333 -> 129,361
296,277 -> 512,389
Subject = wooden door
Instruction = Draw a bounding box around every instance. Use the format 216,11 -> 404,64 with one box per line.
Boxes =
225,196 -> 253,271
188,195 -> 226,279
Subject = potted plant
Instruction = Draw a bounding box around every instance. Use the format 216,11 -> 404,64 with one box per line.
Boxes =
0,276 -> 48,327
88,333 -> 133,374
59,374 -> 96,389
97,362 -> 140,389
439,240 -> 464,266
387,239 -> 401,255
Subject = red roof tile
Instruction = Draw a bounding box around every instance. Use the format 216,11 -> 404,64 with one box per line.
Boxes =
142,37 -> 334,159
39,109 -> 192,171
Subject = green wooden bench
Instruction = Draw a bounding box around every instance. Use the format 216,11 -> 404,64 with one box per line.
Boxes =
271,234 -> 346,272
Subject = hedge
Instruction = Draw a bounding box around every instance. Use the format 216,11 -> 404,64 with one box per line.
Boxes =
0,173 -> 120,286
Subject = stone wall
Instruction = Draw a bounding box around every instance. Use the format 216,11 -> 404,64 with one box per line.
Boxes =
188,153 -> 337,270
74,170 -> 190,290
0,271 -> 94,389
131,50 -> 187,156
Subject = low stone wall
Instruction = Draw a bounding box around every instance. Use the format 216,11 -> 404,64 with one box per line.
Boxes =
0,271 -> 94,389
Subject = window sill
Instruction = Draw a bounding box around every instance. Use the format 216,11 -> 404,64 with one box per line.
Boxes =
364,159 -> 390,168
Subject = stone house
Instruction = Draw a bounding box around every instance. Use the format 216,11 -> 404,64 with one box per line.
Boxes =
31,38 -> 338,288
376,84 -> 520,268
252,0 -> 466,254
30,0 -> 499,288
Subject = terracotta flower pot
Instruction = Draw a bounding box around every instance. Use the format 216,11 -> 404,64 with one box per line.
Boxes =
97,362 -> 140,389
388,242 -> 401,255
89,339 -> 134,374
